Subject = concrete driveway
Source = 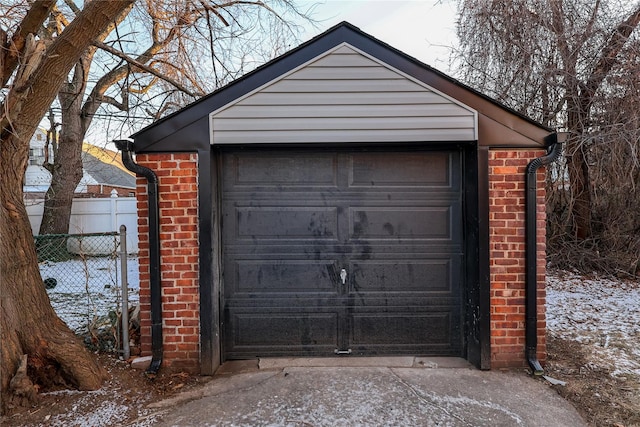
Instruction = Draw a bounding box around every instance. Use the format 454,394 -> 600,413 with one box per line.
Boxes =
147,357 -> 586,427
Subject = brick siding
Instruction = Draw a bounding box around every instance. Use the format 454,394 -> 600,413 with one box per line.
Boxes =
135,153 -> 200,371
488,149 -> 547,368
134,149 -> 548,370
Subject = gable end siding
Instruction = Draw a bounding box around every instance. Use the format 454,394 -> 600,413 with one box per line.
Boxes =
211,45 -> 477,145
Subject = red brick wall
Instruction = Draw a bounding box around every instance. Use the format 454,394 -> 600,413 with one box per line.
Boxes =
133,149 -> 549,371
135,153 -> 200,371
488,149 -> 547,368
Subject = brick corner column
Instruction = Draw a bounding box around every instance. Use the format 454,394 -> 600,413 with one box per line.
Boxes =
134,152 -> 200,372
488,149 -> 547,368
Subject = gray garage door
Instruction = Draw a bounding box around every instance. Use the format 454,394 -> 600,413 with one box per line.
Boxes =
221,148 -> 463,359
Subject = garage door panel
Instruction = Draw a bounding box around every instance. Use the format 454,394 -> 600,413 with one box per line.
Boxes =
227,152 -> 338,187
350,313 -> 452,345
227,206 -> 339,241
350,259 -> 455,293
224,244 -> 458,257
233,260 -> 339,294
227,312 -> 339,351
349,207 -> 453,240
343,295 -> 460,309
349,151 -> 454,188
225,296 -> 346,309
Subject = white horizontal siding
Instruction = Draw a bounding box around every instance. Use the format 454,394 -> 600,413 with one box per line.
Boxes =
303,52 -> 380,67
236,92 -> 452,106
260,79 -> 420,93
215,116 -> 474,131
216,104 -> 472,118
213,129 -> 474,144
211,44 -> 477,144
285,67 -> 399,80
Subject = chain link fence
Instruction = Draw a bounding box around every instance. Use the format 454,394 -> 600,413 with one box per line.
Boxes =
35,231 -> 139,356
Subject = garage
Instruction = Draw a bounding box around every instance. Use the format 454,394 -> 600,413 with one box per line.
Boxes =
122,21 -> 559,375
221,147 -> 463,358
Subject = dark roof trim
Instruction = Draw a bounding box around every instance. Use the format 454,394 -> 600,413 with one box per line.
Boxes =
132,21 -> 553,153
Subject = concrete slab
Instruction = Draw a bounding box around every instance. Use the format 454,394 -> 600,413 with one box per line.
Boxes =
413,357 -> 473,368
214,359 -> 259,375
259,356 -> 472,370
150,364 -> 587,426
259,356 -> 416,369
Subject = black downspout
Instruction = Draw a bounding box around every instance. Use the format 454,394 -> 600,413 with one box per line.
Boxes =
525,134 -> 562,375
114,139 -> 163,377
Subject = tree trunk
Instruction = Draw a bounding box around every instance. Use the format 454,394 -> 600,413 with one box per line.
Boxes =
566,98 -> 593,241
39,83 -> 86,236
1,133 -> 107,413
566,138 -> 592,240
0,0 -> 135,413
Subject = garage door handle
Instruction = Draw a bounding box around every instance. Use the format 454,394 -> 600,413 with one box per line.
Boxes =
340,268 -> 347,285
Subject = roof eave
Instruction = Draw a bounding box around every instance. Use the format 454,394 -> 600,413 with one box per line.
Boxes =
131,21 -> 553,153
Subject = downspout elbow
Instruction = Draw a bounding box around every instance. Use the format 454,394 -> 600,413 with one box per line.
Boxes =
525,134 -> 562,375
114,139 -> 163,377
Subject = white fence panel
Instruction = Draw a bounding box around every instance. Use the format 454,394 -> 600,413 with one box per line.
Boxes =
26,194 -> 139,253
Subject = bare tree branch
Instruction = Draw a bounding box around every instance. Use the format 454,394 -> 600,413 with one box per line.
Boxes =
582,4 -> 640,106
91,40 -> 204,99
1,0 -> 56,87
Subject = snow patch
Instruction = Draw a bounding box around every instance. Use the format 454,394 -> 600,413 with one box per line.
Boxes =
40,257 -> 139,333
547,271 -> 640,378
35,387 -> 158,427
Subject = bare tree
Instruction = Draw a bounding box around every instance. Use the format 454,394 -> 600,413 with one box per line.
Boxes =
39,0 -> 308,236
454,0 -> 640,275
1,0 -> 313,410
0,0 -> 137,411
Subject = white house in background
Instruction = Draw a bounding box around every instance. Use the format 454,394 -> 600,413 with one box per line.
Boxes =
24,128 -> 56,194
24,128 -> 136,199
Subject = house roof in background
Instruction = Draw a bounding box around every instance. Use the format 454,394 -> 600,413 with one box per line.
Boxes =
81,143 -> 135,189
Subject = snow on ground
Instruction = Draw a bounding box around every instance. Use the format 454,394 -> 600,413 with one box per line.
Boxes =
40,257 -> 139,333
547,270 -> 640,378
29,376 -> 160,427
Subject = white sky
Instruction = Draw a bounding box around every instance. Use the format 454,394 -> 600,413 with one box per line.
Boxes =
299,0 -> 459,71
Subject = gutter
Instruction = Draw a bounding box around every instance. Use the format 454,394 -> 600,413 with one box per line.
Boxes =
114,139 -> 163,377
525,133 -> 562,375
